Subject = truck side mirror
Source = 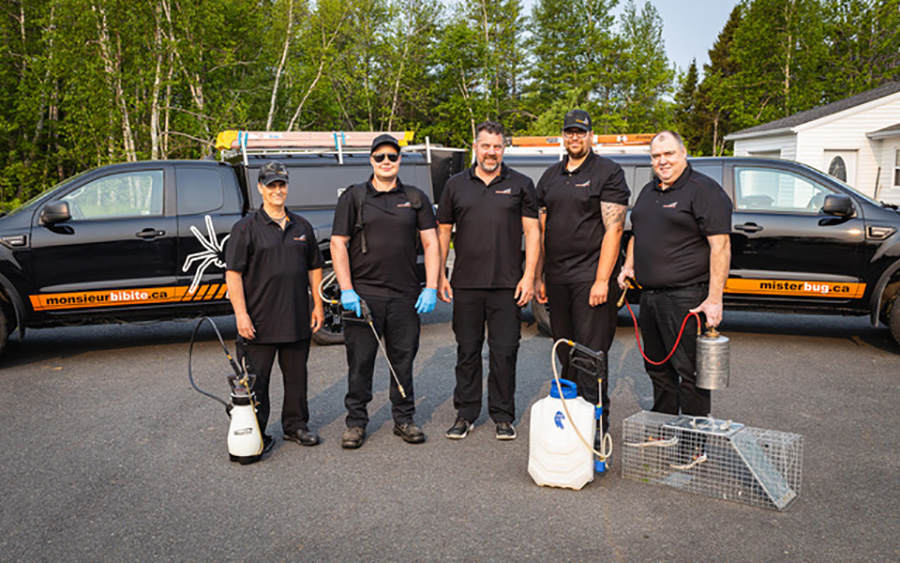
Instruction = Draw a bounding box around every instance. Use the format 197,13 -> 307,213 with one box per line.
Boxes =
822,194 -> 853,217
40,201 -> 72,226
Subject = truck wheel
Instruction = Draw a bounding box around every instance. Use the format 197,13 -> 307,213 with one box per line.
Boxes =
311,268 -> 344,346
0,305 -> 10,358
311,297 -> 345,346
887,293 -> 900,348
531,296 -> 552,336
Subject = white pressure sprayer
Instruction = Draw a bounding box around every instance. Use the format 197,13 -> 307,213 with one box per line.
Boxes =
528,340 -> 613,490
188,317 -> 264,465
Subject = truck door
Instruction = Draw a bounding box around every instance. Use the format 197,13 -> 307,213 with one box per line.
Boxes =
29,166 -> 178,313
727,163 -> 866,303
175,165 -> 243,304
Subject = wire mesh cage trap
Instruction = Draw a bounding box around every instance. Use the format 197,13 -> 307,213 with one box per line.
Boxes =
622,411 -> 803,510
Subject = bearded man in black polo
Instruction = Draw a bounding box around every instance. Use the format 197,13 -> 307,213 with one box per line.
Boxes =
437,121 -> 541,441
535,109 -> 630,441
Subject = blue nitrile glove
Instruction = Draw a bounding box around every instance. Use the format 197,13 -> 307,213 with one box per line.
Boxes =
415,288 -> 437,314
341,289 -> 362,317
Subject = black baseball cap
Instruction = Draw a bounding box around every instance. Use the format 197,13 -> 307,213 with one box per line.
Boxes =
563,109 -> 592,132
258,161 -> 289,186
370,134 -> 401,154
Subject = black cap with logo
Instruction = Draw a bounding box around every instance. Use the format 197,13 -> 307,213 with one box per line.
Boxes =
258,160 -> 289,186
563,109 -> 592,132
370,134 -> 401,154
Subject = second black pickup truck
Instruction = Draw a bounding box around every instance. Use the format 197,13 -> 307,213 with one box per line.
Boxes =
0,141 -> 464,358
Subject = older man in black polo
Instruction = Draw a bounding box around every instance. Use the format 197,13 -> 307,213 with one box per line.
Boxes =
618,130 -> 732,421
226,161 -> 325,453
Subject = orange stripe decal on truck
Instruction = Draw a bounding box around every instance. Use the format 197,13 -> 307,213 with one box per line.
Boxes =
29,285 -> 227,311
724,279 -> 866,299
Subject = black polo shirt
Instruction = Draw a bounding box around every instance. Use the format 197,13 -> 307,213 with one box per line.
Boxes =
437,163 -> 538,289
631,163 -> 732,289
332,177 -> 437,298
536,151 -> 631,284
226,208 -> 325,343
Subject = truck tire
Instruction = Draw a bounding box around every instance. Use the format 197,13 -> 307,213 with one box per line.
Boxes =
0,304 -> 10,358
531,296 -> 552,336
311,268 -> 344,346
887,292 -> 900,348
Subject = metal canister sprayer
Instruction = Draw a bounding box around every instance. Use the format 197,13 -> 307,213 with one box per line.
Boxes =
696,327 -> 731,390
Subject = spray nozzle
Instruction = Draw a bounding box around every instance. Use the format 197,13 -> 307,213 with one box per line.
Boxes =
616,276 -> 638,308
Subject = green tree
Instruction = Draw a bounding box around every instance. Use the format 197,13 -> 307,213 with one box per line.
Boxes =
525,0 -> 620,133
674,59 -> 702,153
611,0 -> 674,133
696,4 -> 741,155
724,0 -> 827,129
822,0 -> 900,99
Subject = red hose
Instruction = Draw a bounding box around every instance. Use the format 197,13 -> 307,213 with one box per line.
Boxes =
624,299 -> 701,366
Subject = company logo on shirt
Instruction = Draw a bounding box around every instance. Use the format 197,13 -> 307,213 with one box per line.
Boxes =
495,188 -> 512,195
397,202 -> 411,208
663,202 -> 677,209
294,234 -> 307,242
575,181 -> 590,188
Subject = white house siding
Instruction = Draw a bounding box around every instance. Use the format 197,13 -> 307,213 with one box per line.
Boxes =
731,135 -> 796,160
874,136 -> 900,204
730,91 -> 900,200
792,93 -> 900,198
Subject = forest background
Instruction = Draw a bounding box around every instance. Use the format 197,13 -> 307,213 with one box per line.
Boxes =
1,0 -> 899,209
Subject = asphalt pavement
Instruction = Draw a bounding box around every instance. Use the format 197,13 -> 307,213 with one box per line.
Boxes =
0,303 -> 897,562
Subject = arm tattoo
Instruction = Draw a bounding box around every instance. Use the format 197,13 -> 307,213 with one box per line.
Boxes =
601,202 -> 626,230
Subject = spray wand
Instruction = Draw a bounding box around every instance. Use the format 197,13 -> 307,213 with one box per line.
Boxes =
319,273 -> 407,398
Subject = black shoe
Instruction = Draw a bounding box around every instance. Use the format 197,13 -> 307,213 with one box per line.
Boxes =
445,418 -> 472,440
284,428 -> 320,447
393,422 -> 426,444
495,421 -> 517,440
262,434 -> 275,454
341,426 -> 366,449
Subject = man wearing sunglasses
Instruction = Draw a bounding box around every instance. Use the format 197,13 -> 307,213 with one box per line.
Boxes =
535,109 -> 630,446
226,160 -> 326,454
331,134 -> 441,449
436,121 -> 540,441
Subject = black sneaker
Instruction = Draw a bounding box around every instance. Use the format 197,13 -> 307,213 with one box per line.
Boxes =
341,426 -> 366,449
284,428 -> 320,447
393,422 -> 426,444
495,422 -> 517,440
445,418 -> 472,440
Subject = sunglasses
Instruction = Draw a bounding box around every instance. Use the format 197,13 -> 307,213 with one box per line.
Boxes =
372,152 -> 400,163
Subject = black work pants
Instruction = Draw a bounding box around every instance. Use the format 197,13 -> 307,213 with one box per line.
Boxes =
546,279 -> 618,429
343,293 -> 419,428
639,284 -> 711,416
451,288 -> 520,424
242,338 -> 312,435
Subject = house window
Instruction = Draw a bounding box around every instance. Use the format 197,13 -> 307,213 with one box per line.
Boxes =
828,156 -> 847,182
894,149 -> 900,187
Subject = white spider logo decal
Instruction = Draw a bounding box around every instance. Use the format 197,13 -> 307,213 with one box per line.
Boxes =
182,215 -> 230,294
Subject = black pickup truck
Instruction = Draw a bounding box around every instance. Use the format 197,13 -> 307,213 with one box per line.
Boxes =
504,154 -> 900,348
0,148 -> 463,357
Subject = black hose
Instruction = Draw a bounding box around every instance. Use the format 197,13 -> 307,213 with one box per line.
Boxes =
187,316 -> 239,408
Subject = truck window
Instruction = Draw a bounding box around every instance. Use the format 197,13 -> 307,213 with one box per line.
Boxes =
734,167 -> 835,213
177,168 -> 225,215
63,170 -> 164,220
693,164 -> 723,185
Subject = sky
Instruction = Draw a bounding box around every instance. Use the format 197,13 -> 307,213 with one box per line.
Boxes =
512,0 -> 743,74
628,0 -> 742,73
